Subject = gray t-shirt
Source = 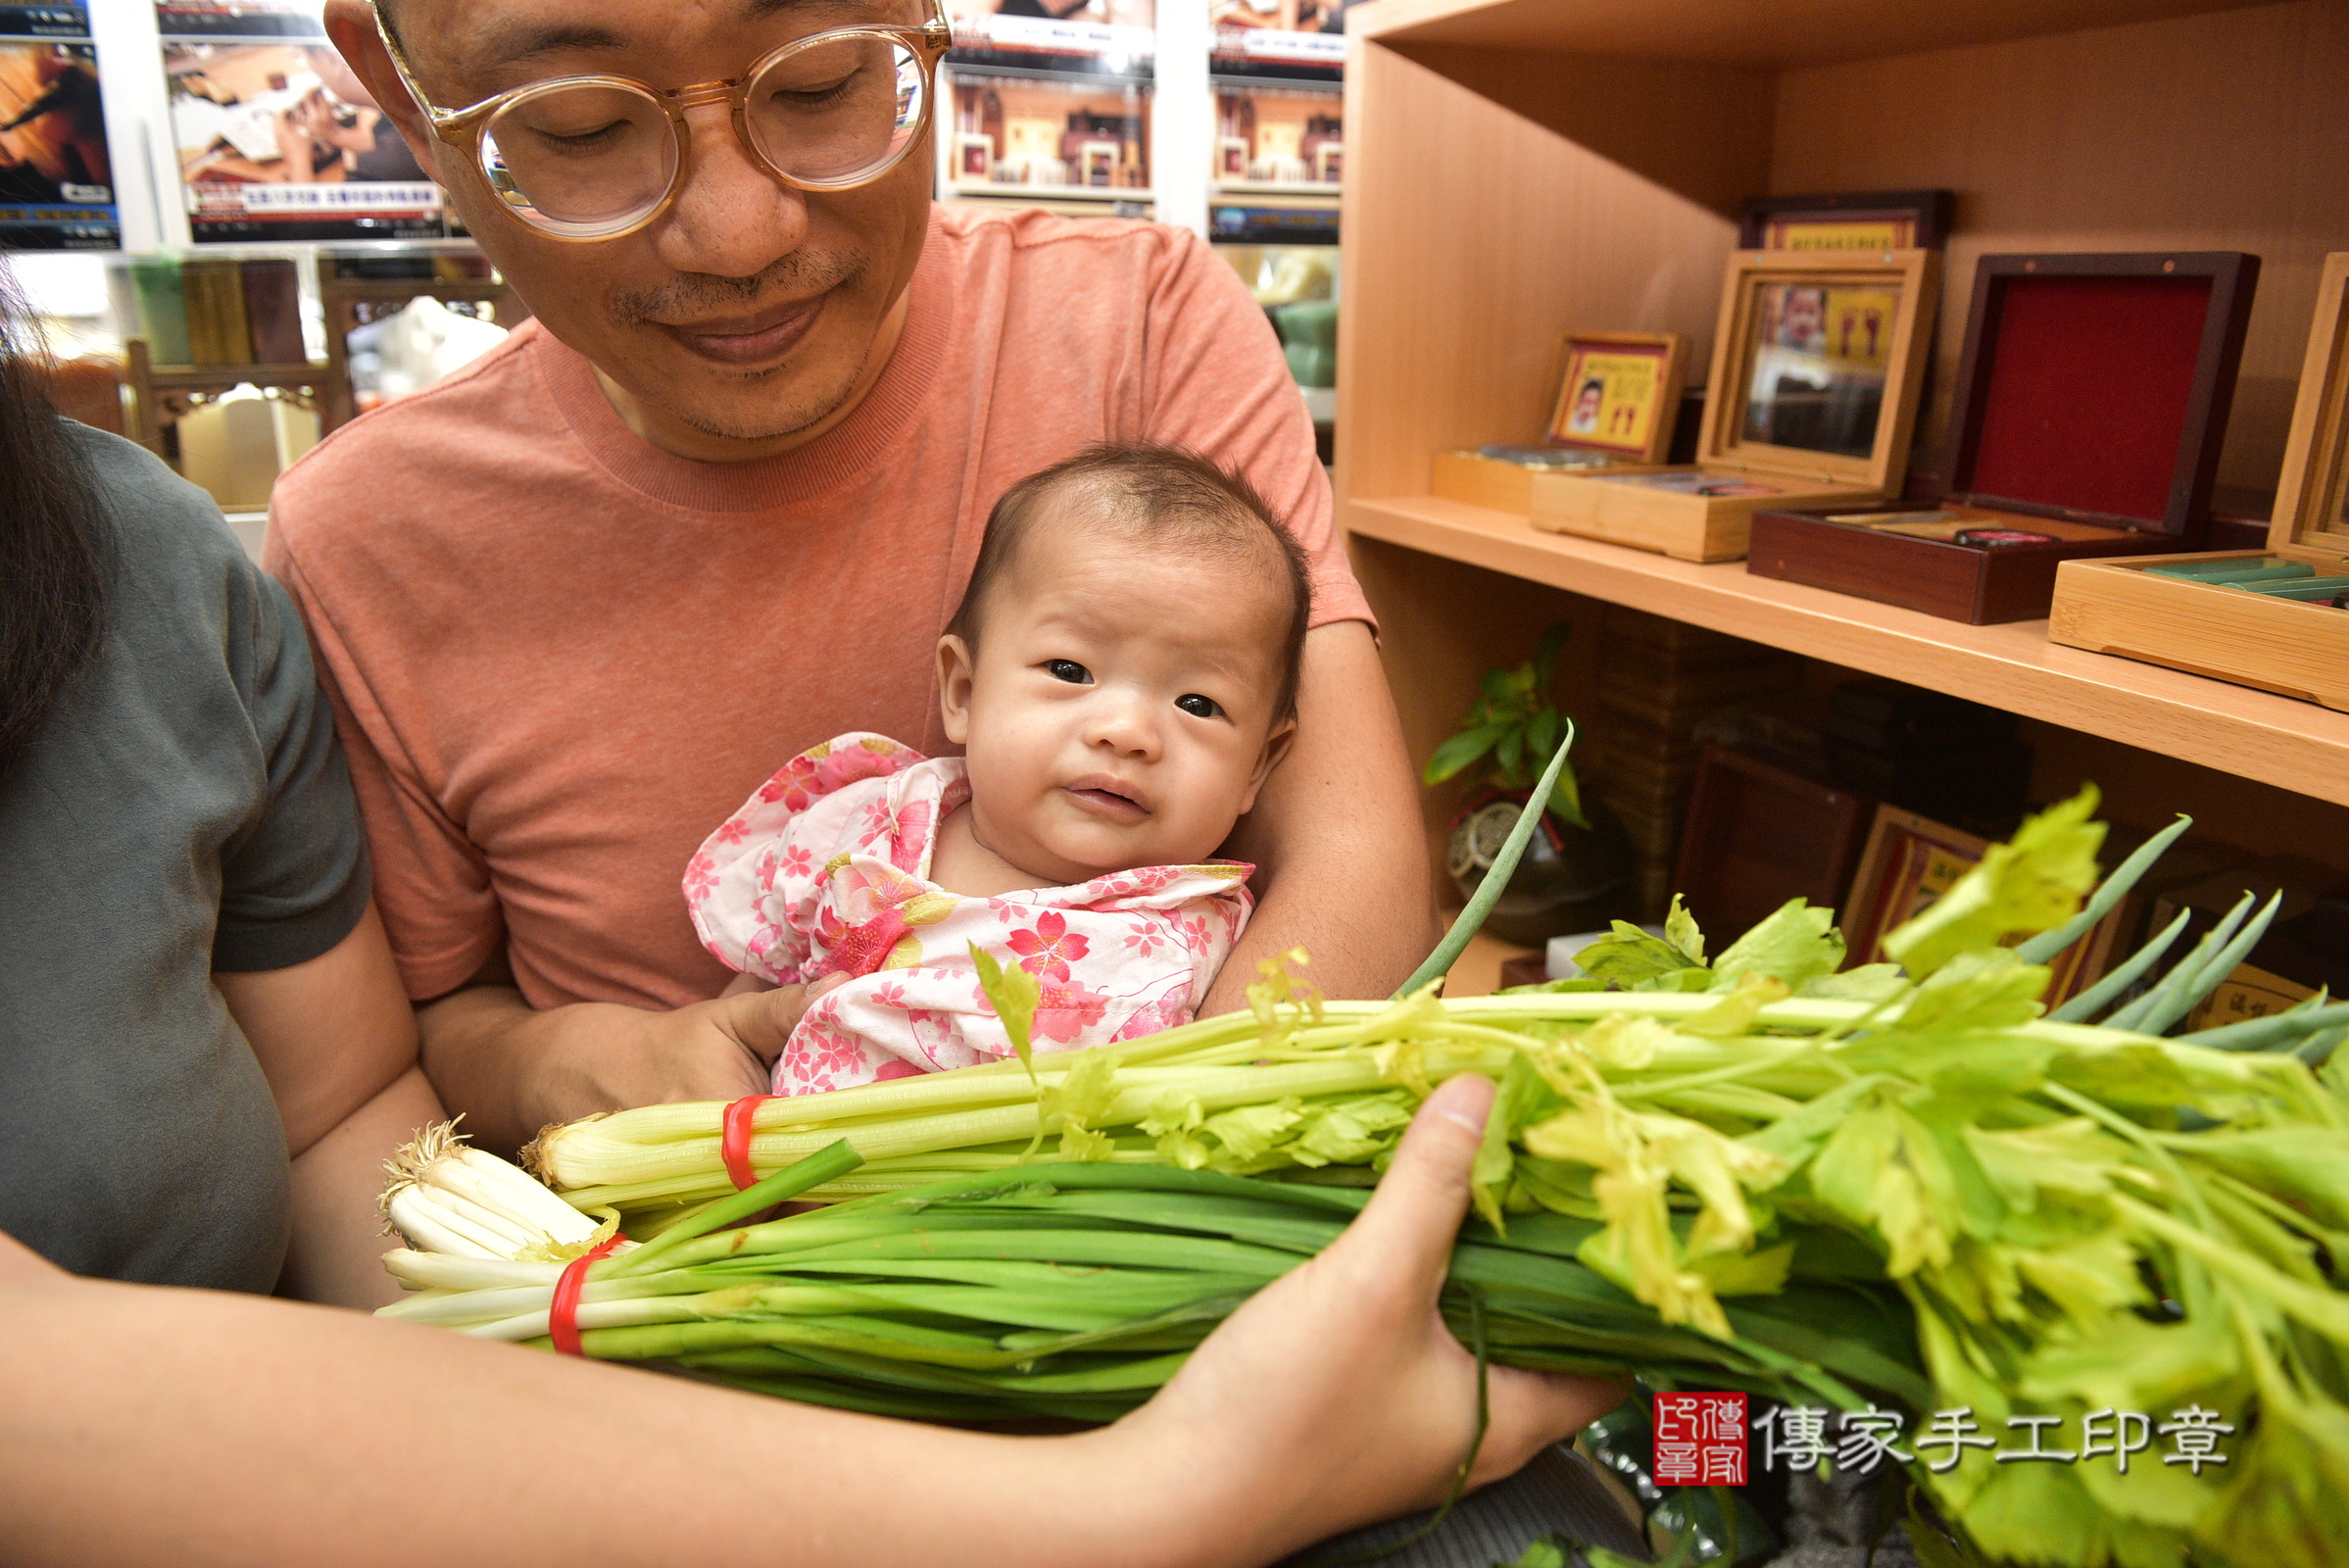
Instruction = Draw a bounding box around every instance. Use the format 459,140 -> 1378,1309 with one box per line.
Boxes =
0,423 -> 369,1291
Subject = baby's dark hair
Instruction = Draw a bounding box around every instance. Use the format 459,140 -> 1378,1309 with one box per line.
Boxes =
947,442 -> 1314,723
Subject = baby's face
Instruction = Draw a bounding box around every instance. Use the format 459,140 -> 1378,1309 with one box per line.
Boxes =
938,520 -> 1297,888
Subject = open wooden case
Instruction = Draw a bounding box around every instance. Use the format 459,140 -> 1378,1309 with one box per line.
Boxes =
1431,329 -> 1688,514
1529,248 -> 1938,563
2049,252 -> 2349,711
1750,252 -> 2261,622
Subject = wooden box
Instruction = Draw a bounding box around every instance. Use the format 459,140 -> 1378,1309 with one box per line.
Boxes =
1671,745 -> 1877,943
1532,248 -> 1938,563
1431,329 -> 1688,512
2049,253 -> 2349,710
1751,251 -> 2260,622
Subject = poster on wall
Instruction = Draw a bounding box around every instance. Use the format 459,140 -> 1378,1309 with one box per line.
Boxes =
156,0 -> 449,242
1208,0 -> 1354,81
1211,83 -> 1338,189
945,68 -> 1150,193
949,0 -> 1153,76
0,3 -> 121,249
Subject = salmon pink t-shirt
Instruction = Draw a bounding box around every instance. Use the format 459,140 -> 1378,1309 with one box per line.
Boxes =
264,205 -> 1370,1011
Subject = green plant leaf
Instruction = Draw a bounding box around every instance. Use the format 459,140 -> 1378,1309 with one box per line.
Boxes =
1527,706 -> 1559,763
2015,812 -> 2190,964
1545,760 -> 1588,828
1711,899 -> 1846,992
969,943 -> 1041,1083
1662,894 -> 1706,966
1424,723 -> 1508,786
1884,787 -> 2106,980
1495,725 -> 1526,784
1576,922 -> 1711,989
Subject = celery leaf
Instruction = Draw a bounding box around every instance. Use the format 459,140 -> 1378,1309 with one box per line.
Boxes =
1885,787 -> 2107,980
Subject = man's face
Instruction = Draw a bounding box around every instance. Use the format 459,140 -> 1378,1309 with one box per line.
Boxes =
327,0 -> 933,455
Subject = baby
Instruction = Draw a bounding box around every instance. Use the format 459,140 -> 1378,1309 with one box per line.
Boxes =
687,442 -> 1309,1095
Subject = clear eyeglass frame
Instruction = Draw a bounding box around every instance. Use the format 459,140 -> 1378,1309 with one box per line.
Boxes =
369,0 -> 954,242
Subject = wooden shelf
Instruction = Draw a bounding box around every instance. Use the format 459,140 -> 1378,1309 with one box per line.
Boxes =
145,362 -> 324,390
1348,492 -> 2349,805
1352,0 -> 2274,69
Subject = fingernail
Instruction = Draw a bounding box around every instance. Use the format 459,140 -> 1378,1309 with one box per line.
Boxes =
1427,1074 -> 1494,1135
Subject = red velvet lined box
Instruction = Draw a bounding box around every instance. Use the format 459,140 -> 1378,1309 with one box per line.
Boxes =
1747,253 -> 2259,623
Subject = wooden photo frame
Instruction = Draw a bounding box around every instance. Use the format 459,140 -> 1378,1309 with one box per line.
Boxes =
1081,139 -> 1121,188
2263,251 -> 2349,559
1841,804 -> 2127,1004
1542,330 -> 1688,464
1739,189 -> 1954,251
954,133 -> 995,182
1217,135 -> 1249,179
1313,141 -> 1343,182
1699,248 -> 1939,491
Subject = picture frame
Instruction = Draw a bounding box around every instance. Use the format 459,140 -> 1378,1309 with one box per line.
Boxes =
954,133 -> 994,182
1313,141 -> 1343,182
1217,135 -> 1249,179
1081,139 -> 1121,187
1738,189 -> 1954,252
1529,250 -> 1939,564
1840,804 -> 2126,1004
1706,247 -> 1939,488
2273,252 -> 2349,552
1542,329 -> 1689,465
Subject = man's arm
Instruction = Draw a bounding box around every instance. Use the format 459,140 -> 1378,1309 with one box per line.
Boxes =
1206,619 -> 1437,1010
215,906 -> 448,1308
0,1075 -> 1620,1568
415,964 -> 824,1154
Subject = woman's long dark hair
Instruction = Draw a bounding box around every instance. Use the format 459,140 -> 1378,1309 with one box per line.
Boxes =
0,264 -> 113,776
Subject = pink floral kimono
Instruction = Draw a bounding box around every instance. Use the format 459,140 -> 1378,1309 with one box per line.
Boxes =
687,732 -> 1254,1096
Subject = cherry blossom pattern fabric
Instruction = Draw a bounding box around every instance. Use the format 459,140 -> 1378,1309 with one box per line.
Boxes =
687,732 -> 1254,1096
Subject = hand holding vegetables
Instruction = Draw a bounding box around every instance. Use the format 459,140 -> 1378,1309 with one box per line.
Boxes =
3,1079 -> 1598,1568
1096,1074 -> 1627,1546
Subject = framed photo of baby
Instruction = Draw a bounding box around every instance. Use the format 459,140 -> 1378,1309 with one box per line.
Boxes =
1543,330 -> 1688,464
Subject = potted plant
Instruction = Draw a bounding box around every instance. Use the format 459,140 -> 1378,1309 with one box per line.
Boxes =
1422,622 -> 1633,946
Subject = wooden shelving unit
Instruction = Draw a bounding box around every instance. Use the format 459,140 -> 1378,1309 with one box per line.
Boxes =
1354,493 -> 2349,802
1336,0 -> 2349,849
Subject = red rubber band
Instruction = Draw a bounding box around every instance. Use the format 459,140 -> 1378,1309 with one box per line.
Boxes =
722,1094 -> 778,1192
549,1232 -> 625,1357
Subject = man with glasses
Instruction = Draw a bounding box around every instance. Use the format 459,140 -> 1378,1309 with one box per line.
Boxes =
264,0 -> 1432,1155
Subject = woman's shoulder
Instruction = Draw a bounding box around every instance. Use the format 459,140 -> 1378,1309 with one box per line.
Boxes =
64,420 -> 244,557
61,420 -> 290,660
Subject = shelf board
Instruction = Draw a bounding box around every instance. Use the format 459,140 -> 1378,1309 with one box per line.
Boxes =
1211,180 -> 1343,200
147,362 -> 324,389
1351,0 -> 2275,68
1346,492 -> 2349,804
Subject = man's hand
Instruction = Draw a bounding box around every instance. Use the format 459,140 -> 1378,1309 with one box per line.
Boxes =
416,973 -> 845,1154
1101,1073 -> 1625,1560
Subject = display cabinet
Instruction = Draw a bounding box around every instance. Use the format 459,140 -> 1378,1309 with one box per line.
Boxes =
1335,0 -> 2349,882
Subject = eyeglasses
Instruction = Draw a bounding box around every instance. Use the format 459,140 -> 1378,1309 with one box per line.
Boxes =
371,0 -> 953,241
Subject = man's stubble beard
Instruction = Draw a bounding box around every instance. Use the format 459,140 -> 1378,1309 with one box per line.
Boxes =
609,246 -> 876,443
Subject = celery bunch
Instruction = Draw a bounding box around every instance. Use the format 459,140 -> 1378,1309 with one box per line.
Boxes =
418,788 -> 2349,1566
